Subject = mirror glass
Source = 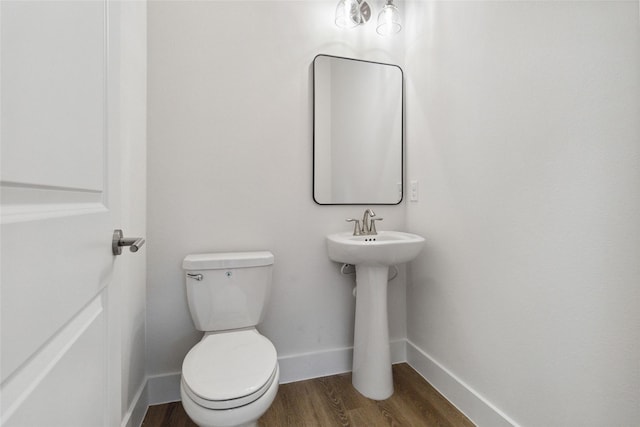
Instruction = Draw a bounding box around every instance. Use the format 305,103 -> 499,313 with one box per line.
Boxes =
313,54 -> 403,205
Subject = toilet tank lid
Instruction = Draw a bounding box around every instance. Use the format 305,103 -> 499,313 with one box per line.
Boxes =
183,251 -> 274,270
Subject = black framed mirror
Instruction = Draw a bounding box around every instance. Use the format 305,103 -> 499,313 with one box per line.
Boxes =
313,54 -> 403,205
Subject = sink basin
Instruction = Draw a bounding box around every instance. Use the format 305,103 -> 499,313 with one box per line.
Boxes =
326,231 -> 425,266
326,230 -> 425,400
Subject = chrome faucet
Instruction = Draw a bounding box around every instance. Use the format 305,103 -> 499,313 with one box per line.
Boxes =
362,209 -> 375,234
346,209 -> 383,236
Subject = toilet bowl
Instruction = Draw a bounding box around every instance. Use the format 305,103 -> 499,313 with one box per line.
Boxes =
180,329 -> 279,427
181,252 -> 279,427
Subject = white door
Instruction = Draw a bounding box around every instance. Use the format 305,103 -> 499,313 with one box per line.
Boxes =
1,1 -> 123,425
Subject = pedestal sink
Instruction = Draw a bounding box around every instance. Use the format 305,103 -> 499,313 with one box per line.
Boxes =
326,230 -> 425,400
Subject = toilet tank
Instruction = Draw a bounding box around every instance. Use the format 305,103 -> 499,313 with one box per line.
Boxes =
182,251 -> 274,332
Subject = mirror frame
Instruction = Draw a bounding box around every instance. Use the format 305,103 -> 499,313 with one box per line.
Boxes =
312,54 -> 404,205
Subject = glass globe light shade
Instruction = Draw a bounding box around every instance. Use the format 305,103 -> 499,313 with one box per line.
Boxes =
335,0 -> 360,29
376,1 -> 401,36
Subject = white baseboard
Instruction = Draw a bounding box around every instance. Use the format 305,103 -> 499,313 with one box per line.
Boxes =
131,338 -> 520,427
121,380 -> 149,427
147,371 -> 182,406
122,372 -> 182,427
141,339 -> 407,411
406,340 -> 518,427
278,338 -> 407,384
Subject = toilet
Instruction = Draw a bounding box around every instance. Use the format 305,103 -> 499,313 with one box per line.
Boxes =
180,251 -> 279,427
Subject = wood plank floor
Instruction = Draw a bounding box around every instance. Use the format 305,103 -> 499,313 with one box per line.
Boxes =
142,363 -> 475,427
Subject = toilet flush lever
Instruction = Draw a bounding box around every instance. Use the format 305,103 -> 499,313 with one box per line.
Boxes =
187,273 -> 203,281
112,229 -> 146,255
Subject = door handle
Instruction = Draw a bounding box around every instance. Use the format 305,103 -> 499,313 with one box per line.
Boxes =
112,229 -> 145,255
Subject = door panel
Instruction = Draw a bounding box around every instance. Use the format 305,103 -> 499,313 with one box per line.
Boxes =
2,296 -> 107,427
1,1 -> 119,425
1,0 -> 105,190
1,213 -> 111,382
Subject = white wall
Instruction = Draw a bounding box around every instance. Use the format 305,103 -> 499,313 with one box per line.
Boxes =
146,0 -> 407,385
404,1 -> 640,426
147,1 -> 640,425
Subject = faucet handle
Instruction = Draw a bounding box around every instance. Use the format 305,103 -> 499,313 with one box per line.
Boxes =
346,218 -> 362,236
369,218 -> 383,235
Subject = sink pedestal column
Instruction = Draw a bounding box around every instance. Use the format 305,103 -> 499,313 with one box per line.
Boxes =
352,265 -> 393,400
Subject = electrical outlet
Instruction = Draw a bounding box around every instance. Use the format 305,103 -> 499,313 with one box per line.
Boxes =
410,180 -> 418,201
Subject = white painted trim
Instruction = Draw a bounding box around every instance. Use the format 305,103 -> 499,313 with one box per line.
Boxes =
120,379 -> 149,427
0,203 -> 107,224
142,339 -> 407,410
132,340 -> 520,427
277,347 -> 351,385
278,339 -> 407,384
406,340 -> 519,427
390,337 -> 407,363
1,297 -> 104,424
147,372 -> 183,406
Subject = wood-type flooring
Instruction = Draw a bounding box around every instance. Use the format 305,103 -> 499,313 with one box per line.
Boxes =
142,363 -> 475,427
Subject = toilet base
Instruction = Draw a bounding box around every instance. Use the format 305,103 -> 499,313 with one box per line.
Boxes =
180,364 -> 279,427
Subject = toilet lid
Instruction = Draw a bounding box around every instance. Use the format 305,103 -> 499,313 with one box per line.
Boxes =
182,330 -> 277,402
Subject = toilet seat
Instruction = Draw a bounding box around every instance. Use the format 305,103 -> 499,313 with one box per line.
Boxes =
182,330 -> 278,410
